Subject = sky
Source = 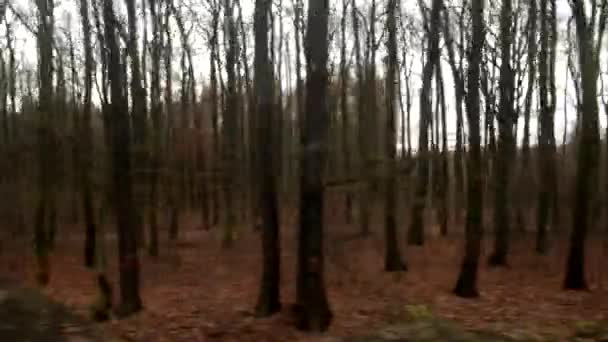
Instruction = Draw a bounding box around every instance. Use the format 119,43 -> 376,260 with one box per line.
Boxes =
2,0 -> 607,152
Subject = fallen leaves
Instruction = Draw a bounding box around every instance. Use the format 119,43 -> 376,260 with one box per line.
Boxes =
1,216 -> 607,341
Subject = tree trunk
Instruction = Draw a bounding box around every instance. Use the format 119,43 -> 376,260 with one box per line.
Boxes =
147,0 -> 162,257
352,0 -> 369,236
222,0 -> 238,248
103,0 -> 142,315
409,0 -> 441,246
125,0 -> 147,248
454,0 -> 484,298
340,0 -> 353,224
34,0 -> 55,286
295,0 -> 332,331
254,0 -> 281,316
80,0 -> 98,268
384,0 -> 407,272
488,0 -> 515,267
564,0 -> 602,290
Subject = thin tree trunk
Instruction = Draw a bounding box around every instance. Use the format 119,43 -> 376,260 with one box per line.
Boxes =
409,0 -> 442,246
340,0 -> 353,224
222,0 -> 238,247
80,0 -> 97,268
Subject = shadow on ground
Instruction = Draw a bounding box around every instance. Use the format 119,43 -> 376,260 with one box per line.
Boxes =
0,278 -> 120,342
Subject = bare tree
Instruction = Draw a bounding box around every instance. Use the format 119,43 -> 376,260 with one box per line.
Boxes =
536,0 -> 558,254
222,0 -> 238,247
254,0 -> 281,317
103,0 -> 142,315
564,0 -> 606,290
34,0 -> 56,286
295,0 -> 332,331
384,0 -> 407,271
409,0 -> 442,246
147,0 -> 163,257
453,0 -> 484,298
488,0 -> 515,266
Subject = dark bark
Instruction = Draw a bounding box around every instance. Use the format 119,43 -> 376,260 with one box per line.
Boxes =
148,0 -> 162,257
384,0 -> 407,272
80,0 -> 97,268
454,0 -> 484,298
254,0 -> 281,316
209,3 -> 221,227
488,0 -> 515,267
441,7 -> 465,217
340,0 -> 353,224
564,0 -> 602,290
352,0 -> 369,236
409,0 -> 442,246
437,63 -> 449,237
222,0 -> 238,247
34,0 -> 55,286
295,0 -> 332,331
125,0 -> 147,248
516,0 -> 537,234
103,0 -> 142,315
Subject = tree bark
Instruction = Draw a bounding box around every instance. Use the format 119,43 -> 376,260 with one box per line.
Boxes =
222,0 -> 238,247
295,0 -> 332,331
409,0 -> 442,246
384,0 -> 407,272
254,0 -> 281,317
103,0 -> 142,315
488,0 -> 515,267
454,0 -> 484,298
564,0 -> 603,290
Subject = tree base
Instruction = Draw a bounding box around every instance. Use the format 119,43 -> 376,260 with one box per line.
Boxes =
384,259 -> 407,272
487,253 -> 508,267
564,275 -> 588,291
255,299 -> 281,318
453,282 -> 479,298
293,304 -> 332,332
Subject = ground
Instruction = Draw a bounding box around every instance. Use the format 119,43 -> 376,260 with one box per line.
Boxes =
0,278 -> 120,341
1,210 -> 607,341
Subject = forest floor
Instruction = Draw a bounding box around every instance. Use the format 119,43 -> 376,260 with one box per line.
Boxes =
1,212 -> 608,341
0,277 -> 121,341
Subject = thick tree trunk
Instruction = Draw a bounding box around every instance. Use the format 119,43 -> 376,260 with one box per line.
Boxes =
295,0 -> 332,331
454,0 -> 484,298
103,0 -> 142,315
34,0 -> 55,286
254,0 -> 281,317
125,0 -> 147,248
384,0 -> 407,272
489,0 -> 515,267
564,0 -> 601,290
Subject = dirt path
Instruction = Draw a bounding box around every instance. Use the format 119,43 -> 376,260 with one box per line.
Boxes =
0,278 -> 120,342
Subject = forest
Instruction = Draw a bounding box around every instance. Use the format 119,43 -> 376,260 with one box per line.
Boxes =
0,0 -> 607,340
